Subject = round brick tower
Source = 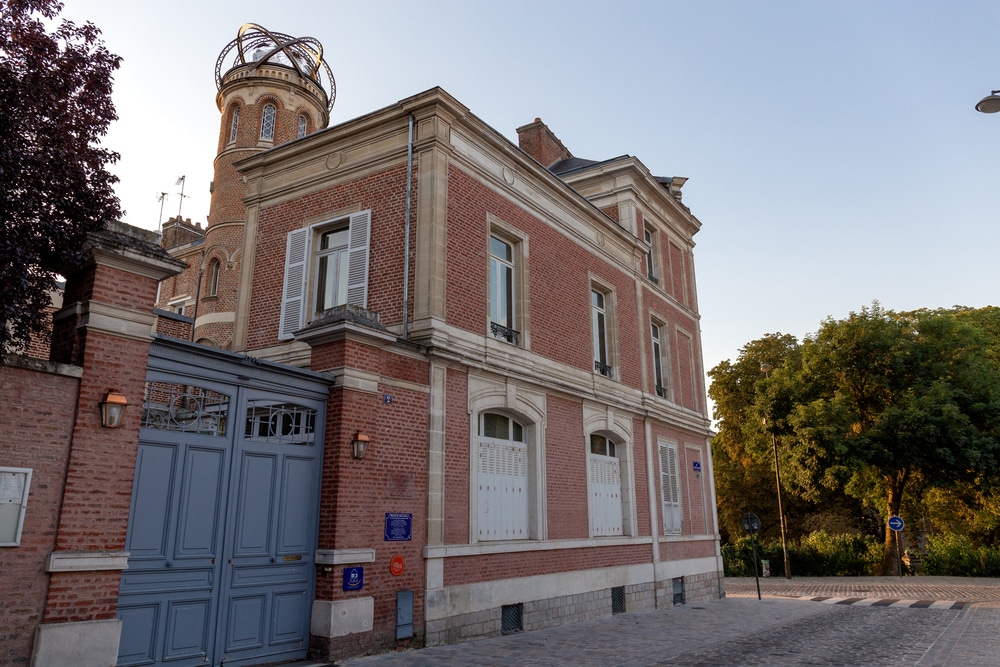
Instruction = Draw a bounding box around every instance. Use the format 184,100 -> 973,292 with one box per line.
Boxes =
195,23 -> 335,349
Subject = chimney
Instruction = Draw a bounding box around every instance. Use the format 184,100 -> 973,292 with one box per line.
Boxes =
516,117 -> 572,168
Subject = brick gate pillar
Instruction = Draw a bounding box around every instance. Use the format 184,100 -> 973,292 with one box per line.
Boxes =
31,221 -> 184,667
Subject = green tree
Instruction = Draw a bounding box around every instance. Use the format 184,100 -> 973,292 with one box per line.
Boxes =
782,304 -> 1000,574
0,0 -> 121,353
709,333 -> 870,544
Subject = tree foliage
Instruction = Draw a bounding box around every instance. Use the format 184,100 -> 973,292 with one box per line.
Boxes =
710,304 -> 1000,574
0,0 -> 121,352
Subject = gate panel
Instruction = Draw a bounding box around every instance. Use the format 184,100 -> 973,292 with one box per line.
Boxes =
119,341 -> 328,667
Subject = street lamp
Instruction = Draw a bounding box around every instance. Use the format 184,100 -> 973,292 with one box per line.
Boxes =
975,90 -> 1000,114
760,362 -> 792,579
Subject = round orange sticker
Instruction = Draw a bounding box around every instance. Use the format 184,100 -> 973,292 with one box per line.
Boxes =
390,555 -> 405,576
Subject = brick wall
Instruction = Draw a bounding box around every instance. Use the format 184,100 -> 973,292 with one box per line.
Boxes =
245,164 -> 411,351
0,360 -> 79,664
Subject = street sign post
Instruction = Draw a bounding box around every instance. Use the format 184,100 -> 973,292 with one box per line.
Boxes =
742,512 -> 762,600
888,516 -> 905,577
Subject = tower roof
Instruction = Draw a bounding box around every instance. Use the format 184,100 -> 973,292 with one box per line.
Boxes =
215,23 -> 336,112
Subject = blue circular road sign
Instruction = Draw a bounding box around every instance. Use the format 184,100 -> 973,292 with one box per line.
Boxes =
888,516 -> 905,532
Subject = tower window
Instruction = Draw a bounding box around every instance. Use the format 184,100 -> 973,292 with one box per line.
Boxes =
207,259 -> 220,297
260,103 -> 276,141
297,115 -> 307,139
229,107 -> 239,143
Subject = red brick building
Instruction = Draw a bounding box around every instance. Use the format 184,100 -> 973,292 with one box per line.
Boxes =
2,24 -> 720,667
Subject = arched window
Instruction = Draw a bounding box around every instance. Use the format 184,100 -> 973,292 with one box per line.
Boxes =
260,103 -> 276,141
297,114 -> 307,139
477,412 -> 528,541
228,106 -> 240,143
589,433 -> 623,536
207,259 -> 220,297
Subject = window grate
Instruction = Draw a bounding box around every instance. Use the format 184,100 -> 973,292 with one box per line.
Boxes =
490,321 -> 520,345
655,385 -> 666,398
612,586 -> 626,615
501,604 -> 523,635
672,577 -> 685,605
595,360 -> 613,377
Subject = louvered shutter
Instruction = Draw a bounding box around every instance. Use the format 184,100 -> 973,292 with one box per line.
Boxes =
659,442 -> 682,534
478,438 -> 528,541
590,455 -> 623,536
346,210 -> 371,308
278,227 -> 310,340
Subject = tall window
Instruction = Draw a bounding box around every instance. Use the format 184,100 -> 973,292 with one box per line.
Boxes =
279,211 -> 372,340
589,434 -> 623,536
207,259 -> 220,297
477,413 -> 527,541
592,289 -> 612,377
651,322 -> 666,398
229,107 -> 240,143
260,103 -> 276,141
297,115 -> 307,139
489,235 -> 517,344
659,441 -> 682,534
644,225 -> 658,283
315,227 -> 349,312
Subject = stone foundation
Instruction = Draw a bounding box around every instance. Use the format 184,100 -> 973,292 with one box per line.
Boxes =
426,582 -> 656,646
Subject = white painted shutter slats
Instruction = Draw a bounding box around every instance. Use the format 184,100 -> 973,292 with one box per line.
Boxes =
590,455 -> 623,536
659,442 -> 682,534
477,438 -> 528,541
346,210 -> 371,308
278,227 -> 310,340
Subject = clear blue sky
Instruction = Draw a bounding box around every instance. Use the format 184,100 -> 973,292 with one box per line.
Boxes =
62,0 -> 1000,399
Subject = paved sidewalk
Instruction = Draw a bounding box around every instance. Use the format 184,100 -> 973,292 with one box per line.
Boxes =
724,575 -> 1000,602
293,577 -> 1000,666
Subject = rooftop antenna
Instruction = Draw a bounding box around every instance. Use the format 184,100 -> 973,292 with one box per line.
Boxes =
156,192 -> 168,231
175,175 -> 189,218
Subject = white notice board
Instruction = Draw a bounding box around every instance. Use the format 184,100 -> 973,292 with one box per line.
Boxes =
0,467 -> 32,546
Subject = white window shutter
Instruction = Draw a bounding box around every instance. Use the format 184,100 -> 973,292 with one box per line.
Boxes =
590,455 -> 623,537
346,210 -> 371,308
278,227 -> 310,340
659,442 -> 682,534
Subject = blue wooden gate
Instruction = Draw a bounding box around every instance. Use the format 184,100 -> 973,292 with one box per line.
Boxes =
116,340 -> 329,667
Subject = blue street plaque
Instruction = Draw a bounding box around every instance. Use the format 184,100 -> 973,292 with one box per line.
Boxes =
343,567 -> 364,591
385,512 -> 412,541
692,461 -> 701,472
888,516 -> 905,532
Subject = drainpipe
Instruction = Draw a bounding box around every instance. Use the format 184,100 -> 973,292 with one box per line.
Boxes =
190,250 -> 205,342
402,113 -> 414,339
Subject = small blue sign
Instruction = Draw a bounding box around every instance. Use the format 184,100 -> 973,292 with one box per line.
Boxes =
888,516 -> 905,532
383,394 -> 393,404
385,512 -> 413,541
343,567 -> 364,591
692,461 -> 702,472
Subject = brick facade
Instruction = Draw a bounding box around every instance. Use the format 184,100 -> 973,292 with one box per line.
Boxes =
3,45 -> 720,666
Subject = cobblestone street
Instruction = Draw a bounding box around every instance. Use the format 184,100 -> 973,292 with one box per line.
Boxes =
300,577 -> 1000,667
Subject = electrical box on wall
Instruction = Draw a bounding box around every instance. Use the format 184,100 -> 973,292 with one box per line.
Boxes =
0,467 -> 32,546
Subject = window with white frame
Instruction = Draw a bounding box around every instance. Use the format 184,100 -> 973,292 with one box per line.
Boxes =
589,434 -> 623,536
297,114 -> 307,139
477,412 -> 528,541
489,235 -> 518,344
260,103 -> 276,141
279,210 -> 371,340
644,225 -> 659,284
659,440 -> 682,534
229,106 -> 240,143
315,227 -> 349,312
651,321 -> 668,399
591,287 -> 613,377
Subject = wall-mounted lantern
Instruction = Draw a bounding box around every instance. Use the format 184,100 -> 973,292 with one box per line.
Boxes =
352,432 -> 370,459
99,390 -> 129,428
